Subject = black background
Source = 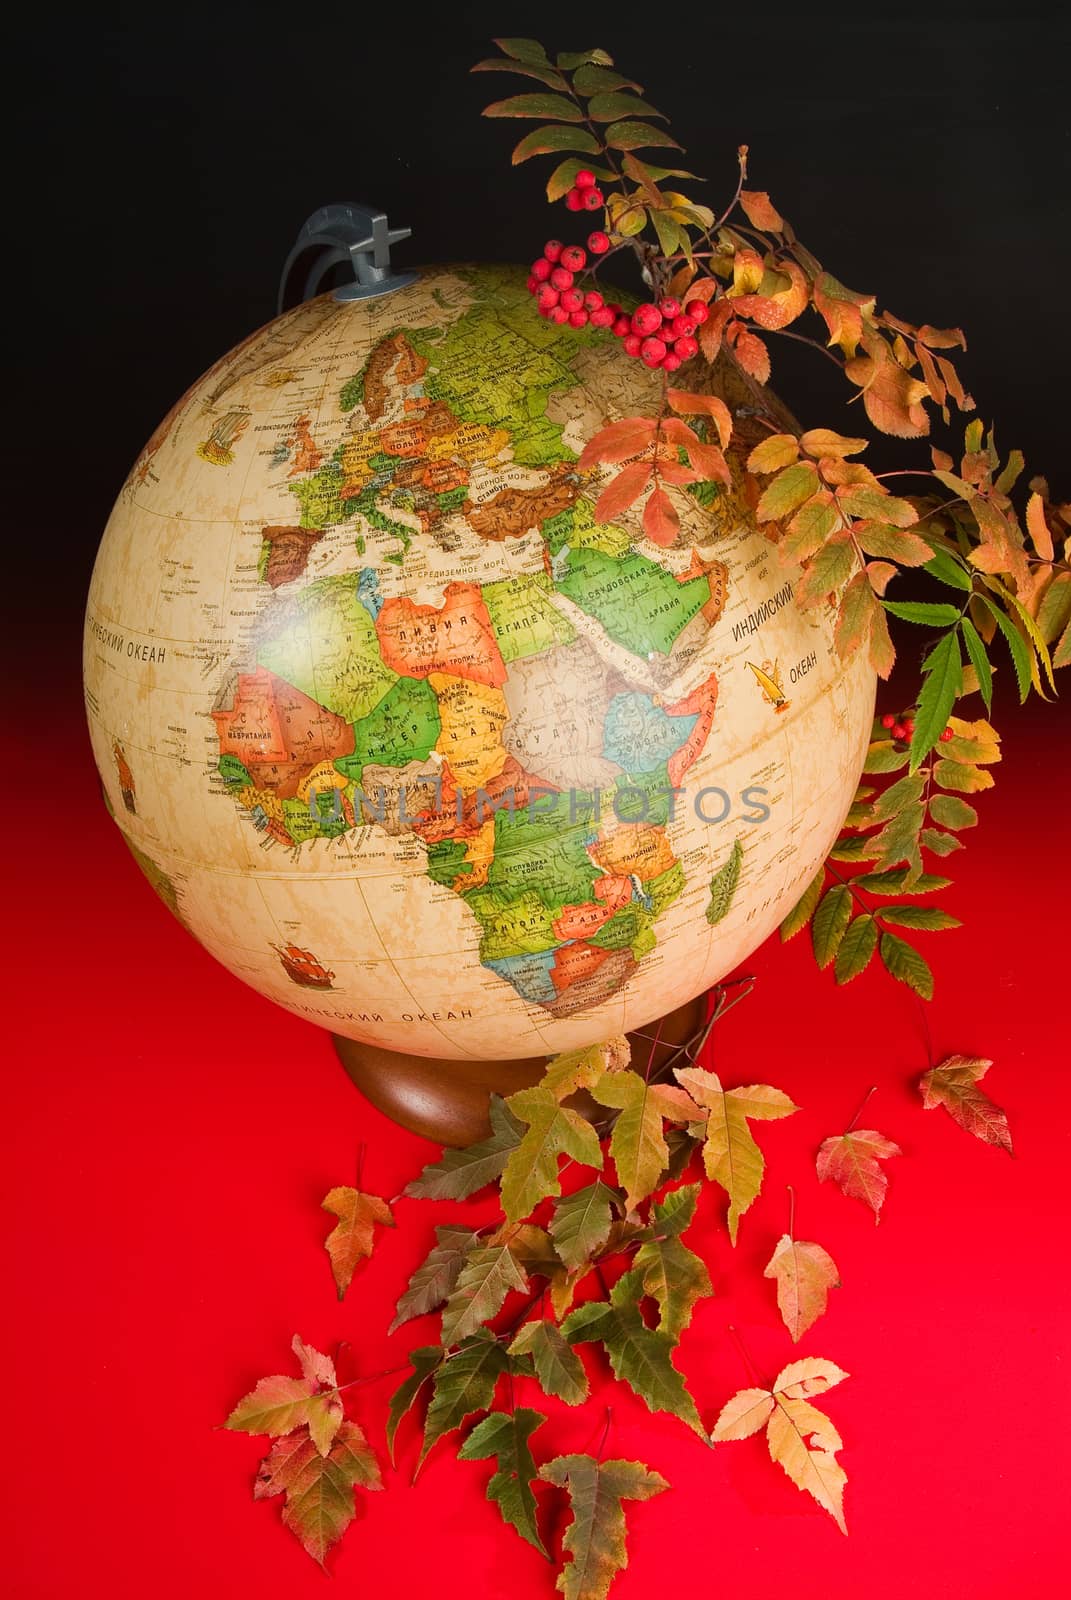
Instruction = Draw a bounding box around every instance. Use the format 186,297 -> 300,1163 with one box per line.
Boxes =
12,1 -> 1070,656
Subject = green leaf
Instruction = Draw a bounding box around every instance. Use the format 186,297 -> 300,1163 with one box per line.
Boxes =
870,773 -> 925,823
834,914 -> 878,984
538,1455 -> 669,1600
472,59 -> 565,90
605,120 -> 683,151
879,931 -> 934,999
959,617 -> 993,712
458,1408 -> 547,1555
440,1242 -> 529,1347
811,885 -> 853,969
561,1269 -> 705,1436
511,125 -> 601,164
546,156 -> 614,200
572,63 -> 642,95
829,834 -> 870,861
984,575 -> 1056,692
920,828 -> 963,855
923,550 -> 973,591
255,1422 -> 381,1567
386,1346 -> 443,1461
863,740 -> 909,774
755,463 -> 820,522
633,1185 -> 712,1337
390,1225 -> 482,1333
403,1096 -> 523,1200
879,905 -> 961,931
799,535 -> 854,603
674,1068 -> 797,1245
781,492 -> 841,561
590,1071 -> 669,1212
838,487 -> 918,525
706,839 -> 744,926
780,868 -> 825,940
587,91 -> 665,121
1037,573 -> 1071,647
419,1333 -> 510,1469
933,758 -> 995,794
508,1320 -> 589,1406
556,47 -> 615,70
494,37 -> 553,65
883,600 -> 963,626
225,1375 -> 326,1440
909,630 -> 962,771
929,794 -> 978,830
868,801 -> 925,877
854,868 -> 951,894
501,1087 -> 603,1222
982,597 -> 1032,702
484,92 -> 586,121
549,1182 -> 616,1272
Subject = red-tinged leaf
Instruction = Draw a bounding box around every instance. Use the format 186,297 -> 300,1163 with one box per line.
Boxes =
936,355 -> 972,410
845,348 -> 930,438
322,1186 -> 393,1299
682,277 -> 717,305
868,602 -> 897,678
605,120 -> 683,151
698,299 -> 734,361
1026,492 -> 1055,561
915,342 -> 946,408
587,91 -> 666,121
485,92 -> 585,121
764,1235 -> 841,1342
493,37 -> 553,65
816,1129 -> 901,1221
729,325 -> 771,383
685,440 -> 732,485
643,486 -> 679,546
539,1455 -> 669,1600
226,1375 -> 321,1439
512,125 -> 601,164
739,188 -> 784,230
931,447 -> 954,471
546,156 -> 613,201
918,1056 -> 1013,1154
658,458 -> 700,487
595,462 -> 653,522
573,63 -> 643,95
917,324 -> 966,350
658,415 -> 699,450
834,571 -> 879,659
734,259 -> 809,330
866,560 -> 897,596
578,417 -> 657,470
756,462 -> 820,522
781,490 -> 841,562
255,1421 -> 381,1566
472,60 -> 566,90
666,389 -> 733,448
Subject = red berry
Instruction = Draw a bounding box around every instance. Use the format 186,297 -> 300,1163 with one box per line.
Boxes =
661,352 -> 682,371
531,257 -> 552,282
560,288 -> 584,313
536,284 -> 560,310
673,334 -> 698,360
669,314 -> 697,339
623,333 -> 643,356
590,306 -> 615,328
903,718 -> 915,736
574,169 -> 596,190
685,299 -> 710,324
550,305 -> 570,324
565,189 -> 584,211
632,303 -> 662,336
880,713 -> 896,729
606,303 -> 623,317
641,336 -> 667,366
549,266 -> 574,291
560,245 -> 587,272
543,239 -> 564,262
568,309 -> 589,328
587,230 -> 610,255
892,722 -> 908,741
526,275 -> 540,295
612,315 -> 632,337
658,296 -> 681,321
584,290 -> 604,311
582,187 -> 603,210
940,727 -> 954,743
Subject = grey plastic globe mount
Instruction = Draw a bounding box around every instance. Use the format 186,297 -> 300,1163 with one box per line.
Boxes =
278,203 -> 417,313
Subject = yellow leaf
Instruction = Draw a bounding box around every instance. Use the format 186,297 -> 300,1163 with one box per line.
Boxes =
675,1068 -> 797,1243
764,1237 -> 841,1342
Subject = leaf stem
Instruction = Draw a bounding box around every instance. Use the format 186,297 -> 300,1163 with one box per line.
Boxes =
786,1184 -> 796,1242
726,1325 -> 765,1389
845,1084 -> 877,1135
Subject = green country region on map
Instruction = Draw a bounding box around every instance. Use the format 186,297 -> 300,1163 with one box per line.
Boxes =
462,887 -> 559,963
608,766 -> 675,827
588,903 -> 653,954
256,574 -> 398,724
482,572 -> 577,662
426,836 -> 475,889
283,789 -> 352,844
483,803 -> 602,914
541,497 -> 631,560
334,675 -> 441,780
555,546 -> 711,658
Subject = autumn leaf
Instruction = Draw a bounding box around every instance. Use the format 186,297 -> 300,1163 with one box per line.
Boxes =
578,417 -> 656,470
549,1181 -> 616,1272
226,1337 -> 343,1457
747,433 -> 799,474
595,461 -> 654,523
590,1069 -> 671,1212
846,344 -> 930,437
419,1331 -> 512,1469
458,1407 -> 547,1555
403,1095 -> 524,1201
713,1358 -> 849,1533
501,1086 -> 604,1222
755,462 -> 821,523
539,1455 -> 668,1600
764,1235 -> 840,1342
441,1240 -> 529,1346
390,1225 -> 482,1333
633,1184 -> 713,1337
674,1067 -> 797,1243
816,1129 -> 901,1220
509,1319 -> 589,1405
254,1420 -> 381,1566
386,1346 -> 443,1461
643,485 -> 679,545
562,1268 -> 705,1436
321,1186 -> 393,1299
918,1056 -> 1013,1153
738,188 -> 784,230
780,868 -> 825,941
542,1039 -> 630,1102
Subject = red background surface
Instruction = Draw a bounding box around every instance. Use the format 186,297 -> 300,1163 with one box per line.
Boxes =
5,683 -> 1069,1598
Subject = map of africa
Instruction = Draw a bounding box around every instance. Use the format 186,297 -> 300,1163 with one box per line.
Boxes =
84,264 -> 875,1060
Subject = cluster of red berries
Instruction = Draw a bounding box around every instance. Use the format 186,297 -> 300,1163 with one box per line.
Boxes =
563,168 -> 605,211
881,711 -> 955,744
526,239 -> 708,369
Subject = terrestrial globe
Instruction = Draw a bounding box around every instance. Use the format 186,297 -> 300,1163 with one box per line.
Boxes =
84,259 -> 875,1085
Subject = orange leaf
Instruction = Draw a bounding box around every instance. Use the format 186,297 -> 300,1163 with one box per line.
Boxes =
730,325 -> 771,384
659,415 -> 700,449
799,428 -> 867,460
814,273 -> 874,357
869,602 -> 896,678
865,560 -> 897,596
738,188 -> 785,231
918,1056 -> 1012,1153
732,260 -> 809,330
747,433 -> 800,474
322,1187 -> 394,1299
917,324 -> 966,350
698,299 -> 733,361
658,458 -> 700,486
595,461 -> 653,522
845,348 -> 930,438
578,417 -> 657,470
685,439 -> 732,485
666,389 -> 733,449
728,247 -> 765,297
764,1235 -> 841,1342
1026,491 -> 1055,560
816,1129 -> 900,1221
643,486 -> 679,546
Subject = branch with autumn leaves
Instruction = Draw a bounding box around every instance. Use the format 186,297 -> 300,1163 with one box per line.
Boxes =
476,37 -> 1069,996
224,1017 -> 1012,1595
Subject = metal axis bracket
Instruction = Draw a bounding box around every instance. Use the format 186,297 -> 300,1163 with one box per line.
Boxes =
278,203 -> 417,311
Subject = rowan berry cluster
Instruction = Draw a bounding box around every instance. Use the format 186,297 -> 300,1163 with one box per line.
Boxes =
881,711 -> 955,744
563,167 -> 604,211
526,237 -> 709,369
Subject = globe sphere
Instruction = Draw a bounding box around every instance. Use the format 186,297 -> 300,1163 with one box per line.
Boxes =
84,264 -> 875,1060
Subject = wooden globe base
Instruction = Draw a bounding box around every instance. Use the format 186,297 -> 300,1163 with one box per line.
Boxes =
332,991 -> 711,1146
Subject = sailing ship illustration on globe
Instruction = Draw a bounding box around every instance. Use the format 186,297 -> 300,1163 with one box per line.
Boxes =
274,943 -> 336,990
